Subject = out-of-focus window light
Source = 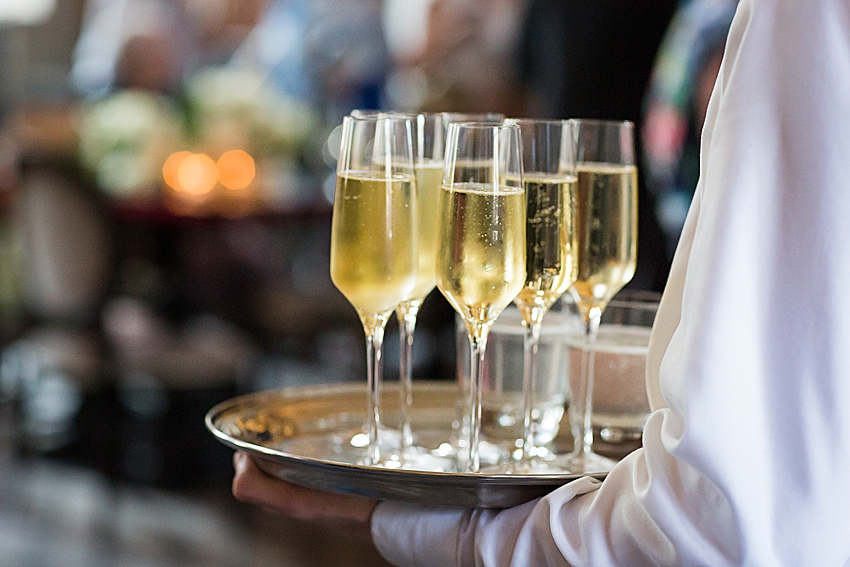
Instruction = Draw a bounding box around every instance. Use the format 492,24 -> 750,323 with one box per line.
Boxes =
0,0 -> 56,25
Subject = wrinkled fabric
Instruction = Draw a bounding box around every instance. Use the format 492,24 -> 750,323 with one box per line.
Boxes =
372,0 -> 850,564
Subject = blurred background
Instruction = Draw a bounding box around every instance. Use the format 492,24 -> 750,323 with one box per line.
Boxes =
0,0 -> 736,564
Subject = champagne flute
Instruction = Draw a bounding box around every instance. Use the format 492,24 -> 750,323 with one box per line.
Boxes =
436,122 -> 526,473
559,119 -> 638,474
506,118 -> 578,470
349,109 -> 438,461
395,112 -> 447,460
365,111 -> 503,464
330,114 -> 417,466
437,112 -> 503,460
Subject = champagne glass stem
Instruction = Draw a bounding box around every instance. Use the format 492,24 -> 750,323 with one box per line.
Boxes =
397,299 -> 421,455
571,307 -> 602,461
520,320 -> 542,462
466,326 -> 490,473
364,316 -> 389,465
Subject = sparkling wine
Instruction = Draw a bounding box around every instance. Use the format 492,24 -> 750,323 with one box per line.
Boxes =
330,172 -> 417,316
437,182 -> 526,326
571,163 -> 637,318
514,173 -> 578,318
406,159 -> 443,301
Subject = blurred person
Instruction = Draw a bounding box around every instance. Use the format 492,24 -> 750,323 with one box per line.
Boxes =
71,0 -> 199,97
516,0 -> 679,293
407,0 -> 526,115
231,0 -> 850,565
231,0 -> 389,123
641,0 -> 738,259
71,0 -> 262,97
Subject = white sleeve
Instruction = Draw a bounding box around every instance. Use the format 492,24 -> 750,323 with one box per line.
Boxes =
372,0 -> 850,564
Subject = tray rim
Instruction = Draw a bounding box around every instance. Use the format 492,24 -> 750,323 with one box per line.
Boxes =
206,382 -> 606,507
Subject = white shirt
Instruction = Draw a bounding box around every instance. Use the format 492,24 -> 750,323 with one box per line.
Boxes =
371,0 -> 850,564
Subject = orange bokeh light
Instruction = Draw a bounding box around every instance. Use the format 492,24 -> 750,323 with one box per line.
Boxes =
216,149 -> 256,190
162,151 -> 192,190
177,153 -> 218,195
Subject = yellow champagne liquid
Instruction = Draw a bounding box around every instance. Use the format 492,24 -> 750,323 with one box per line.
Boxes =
330,172 -> 416,317
571,163 -> 638,320
514,173 -> 579,320
406,160 -> 443,301
437,182 -> 526,327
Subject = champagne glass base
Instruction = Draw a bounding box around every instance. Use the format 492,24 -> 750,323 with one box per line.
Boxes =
356,426 -> 457,472
444,439 -> 512,472
348,425 -> 403,466
394,450 -> 456,472
554,450 -> 618,475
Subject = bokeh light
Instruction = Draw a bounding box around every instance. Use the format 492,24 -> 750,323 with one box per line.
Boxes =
177,153 -> 217,195
216,149 -> 255,190
162,151 -> 192,190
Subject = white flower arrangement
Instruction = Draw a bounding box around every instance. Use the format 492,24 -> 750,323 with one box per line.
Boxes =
185,65 -> 317,158
77,90 -> 185,200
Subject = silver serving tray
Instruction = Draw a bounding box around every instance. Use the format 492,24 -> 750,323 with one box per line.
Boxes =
206,382 -> 606,508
